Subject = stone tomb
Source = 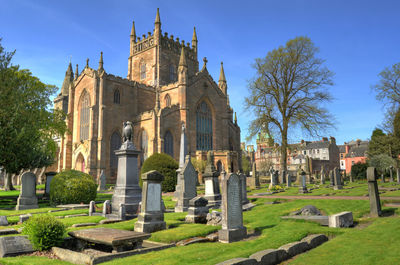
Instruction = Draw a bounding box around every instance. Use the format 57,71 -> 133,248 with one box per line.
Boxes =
44,171 -> 56,196
219,173 -> 247,243
367,167 -> 382,217
16,172 -> 38,210
185,196 -> 209,224
134,170 -> 166,233
0,236 -> 33,257
174,156 -> 197,212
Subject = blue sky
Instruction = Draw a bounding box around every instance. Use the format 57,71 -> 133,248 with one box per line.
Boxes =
1,0 -> 399,146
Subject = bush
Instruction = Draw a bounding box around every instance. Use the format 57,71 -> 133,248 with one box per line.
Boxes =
140,153 -> 178,192
50,169 -> 97,205
22,215 -> 66,250
351,162 -> 368,180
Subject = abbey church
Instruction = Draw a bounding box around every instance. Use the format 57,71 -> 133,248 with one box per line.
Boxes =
53,9 -> 241,183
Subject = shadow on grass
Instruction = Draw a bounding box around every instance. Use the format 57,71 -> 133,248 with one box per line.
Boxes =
381,208 -> 396,217
254,224 -> 276,233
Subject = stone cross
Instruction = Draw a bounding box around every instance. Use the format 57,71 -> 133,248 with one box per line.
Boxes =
299,169 -> 308,194
111,122 -> 142,215
367,167 -> 382,217
16,172 -> 38,210
97,170 -> 106,191
218,173 -> 247,243
203,151 -> 221,208
134,170 -> 166,233
174,155 -> 198,212
333,167 -> 343,190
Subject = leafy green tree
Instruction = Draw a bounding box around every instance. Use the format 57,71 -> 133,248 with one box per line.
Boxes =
245,37 -> 334,174
0,40 -> 66,190
242,154 -> 251,176
369,154 -> 395,175
351,162 -> 368,180
368,128 -> 400,163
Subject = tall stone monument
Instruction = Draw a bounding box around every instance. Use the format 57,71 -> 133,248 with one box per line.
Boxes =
97,170 -> 107,191
219,172 -> 247,243
111,121 -> 142,215
286,172 -> 292,187
367,167 -> 382,217
203,151 -> 221,208
249,162 -> 260,188
174,155 -> 198,212
16,172 -> 38,210
320,165 -> 325,184
333,167 -> 343,190
299,169 -> 308,194
329,170 -> 334,187
134,170 -> 166,233
239,172 -> 249,205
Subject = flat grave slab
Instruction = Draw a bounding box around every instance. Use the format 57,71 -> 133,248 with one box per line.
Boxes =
281,215 -> 329,226
68,228 -> 150,252
57,204 -> 89,209
0,236 -> 34,257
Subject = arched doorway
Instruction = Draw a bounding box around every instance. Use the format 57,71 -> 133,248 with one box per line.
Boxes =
75,153 -> 85,173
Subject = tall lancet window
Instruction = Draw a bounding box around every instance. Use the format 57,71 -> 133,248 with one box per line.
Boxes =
140,62 -> 146,80
110,131 -> 121,177
79,92 -> 90,141
164,131 -> 173,157
169,64 -> 176,82
114,89 -> 120,104
196,101 -> 213,150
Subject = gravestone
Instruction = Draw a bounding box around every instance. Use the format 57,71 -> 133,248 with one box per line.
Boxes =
185,196 -> 209,223
134,170 -> 166,233
103,200 -> 111,217
19,214 -> 31,224
44,171 -> 56,196
174,123 -> 189,201
219,173 -> 247,243
333,167 -> 343,190
389,166 -> 394,182
118,203 -> 126,220
0,216 -> 8,226
89,201 -> 96,216
111,121 -> 142,215
279,170 -> 286,184
239,173 -> 249,205
381,172 -> 385,183
0,236 -> 34,257
250,162 -> 260,188
320,166 -> 325,184
329,170 -> 334,187
286,173 -> 292,187
16,172 -> 38,210
397,168 -> 400,184
203,151 -> 221,208
299,169 -> 308,194
97,170 -> 106,191
175,155 -> 198,212
367,167 -> 382,217
349,172 -> 354,183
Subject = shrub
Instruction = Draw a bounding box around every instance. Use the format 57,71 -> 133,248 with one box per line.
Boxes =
22,215 -> 66,250
140,153 -> 178,192
351,162 -> 368,180
50,169 -> 97,205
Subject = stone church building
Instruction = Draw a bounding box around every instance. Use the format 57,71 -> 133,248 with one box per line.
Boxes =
53,9 -> 241,183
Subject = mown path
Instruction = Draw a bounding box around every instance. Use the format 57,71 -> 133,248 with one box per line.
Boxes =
248,195 -> 400,201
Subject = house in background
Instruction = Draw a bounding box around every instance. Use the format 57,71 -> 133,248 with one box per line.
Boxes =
340,140 -> 369,174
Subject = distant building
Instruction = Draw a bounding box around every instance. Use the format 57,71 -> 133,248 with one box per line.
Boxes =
339,140 -> 369,174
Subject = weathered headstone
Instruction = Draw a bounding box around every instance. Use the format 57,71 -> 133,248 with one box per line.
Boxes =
175,155 -> 198,212
389,166 -> 394,182
333,167 -> 343,190
118,203 -> 126,220
16,172 -> 38,210
329,211 -> 353,228
329,170 -> 334,187
102,200 -> 111,217
185,196 -> 209,223
239,173 -> 249,205
249,162 -> 260,188
134,170 -> 166,233
97,170 -> 107,191
286,173 -> 292,187
19,214 -> 31,224
111,121 -> 142,215
367,167 -> 382,217
0,236 -> 34,257
219,173 -> 247,243
44,171 -> 56,196
88,201 -> 96,216
320,166 -> 325,184
203,151 -> 221,208
299,169 -> 308,194
0,216 -> 8,226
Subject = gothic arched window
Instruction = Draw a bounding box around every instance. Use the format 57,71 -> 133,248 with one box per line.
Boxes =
110,131 -> 121,176
196,101 -> 213,150
79,92 -> 90,141
141,130 -> 148,162
169,64 -> 176,82
165,94 -> 171,107
114,89 -> 120,104
140,62 -> 146,80
164,131 -> 173,157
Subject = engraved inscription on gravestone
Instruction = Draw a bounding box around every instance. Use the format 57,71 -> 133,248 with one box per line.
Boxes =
227,175 -> 241,228
146,183 -> 161,212
205,179 -> 213,195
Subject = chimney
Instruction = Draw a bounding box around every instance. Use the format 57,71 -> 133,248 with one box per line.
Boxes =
329,136 -> 336,144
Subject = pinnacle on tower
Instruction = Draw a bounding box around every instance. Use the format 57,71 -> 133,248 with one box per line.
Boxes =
86,58 -> 89,68
61,62 -> 74,96
219,62 -> 226,83
155,8 -> 161,24
192,26 -> 197,43
179,46 -> 187,67
75,64 -> 79,80
98,51 -> 104,71
130,21 -> 136,42
234,112 -> 237,124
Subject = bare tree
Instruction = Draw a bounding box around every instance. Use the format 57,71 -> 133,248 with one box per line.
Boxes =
246,37 -> 335,175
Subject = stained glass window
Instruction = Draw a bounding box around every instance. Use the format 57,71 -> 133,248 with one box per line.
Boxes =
164,131 -> 173,157
196,101 -> 213,150
80,92 -> 90,141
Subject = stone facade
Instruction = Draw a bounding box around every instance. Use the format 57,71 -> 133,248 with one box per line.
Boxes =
53,9 -> 241,183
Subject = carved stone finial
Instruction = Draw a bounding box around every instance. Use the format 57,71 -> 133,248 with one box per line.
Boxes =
86,58 -> 89,68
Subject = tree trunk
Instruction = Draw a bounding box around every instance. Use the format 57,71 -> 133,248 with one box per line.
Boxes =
280,125 -> 288,184
4,172 -> 15,191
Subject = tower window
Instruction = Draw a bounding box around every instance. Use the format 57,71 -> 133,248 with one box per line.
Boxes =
114,89 -> 120,104
140,63 -> 146,80
169,64 -> 176,82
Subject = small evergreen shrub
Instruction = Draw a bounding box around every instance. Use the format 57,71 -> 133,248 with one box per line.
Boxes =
140,153 -> 178,192
50,169 -> 97,205
22,215 -> 66,250
351,162 -> 368,180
